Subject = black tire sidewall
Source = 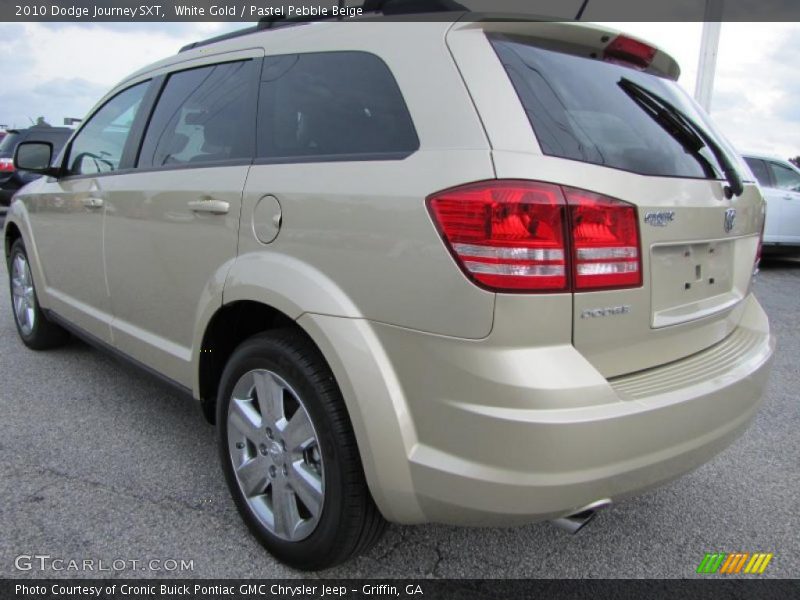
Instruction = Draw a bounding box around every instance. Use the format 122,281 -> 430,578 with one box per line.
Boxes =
9,240 -> 45,345
216,334 -> 353,570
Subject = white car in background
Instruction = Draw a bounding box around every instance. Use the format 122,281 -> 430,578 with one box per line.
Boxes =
742,153 -> 800,251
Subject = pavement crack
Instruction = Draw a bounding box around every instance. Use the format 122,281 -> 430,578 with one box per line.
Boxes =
14,463 -> 224,517
428,541 -> 444,578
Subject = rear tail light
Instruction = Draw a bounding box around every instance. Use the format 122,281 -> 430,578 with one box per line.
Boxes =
427,180 -> 642,293
0,158 -> 14,172
564,187 -> 642,290
603,35 -> 657,70
427,181 -> 568,291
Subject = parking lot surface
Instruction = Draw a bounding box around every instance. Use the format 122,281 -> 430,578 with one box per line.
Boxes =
0,255 -> 797,579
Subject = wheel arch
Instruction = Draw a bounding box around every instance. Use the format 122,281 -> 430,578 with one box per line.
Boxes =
196,300 -> 298,423
4,220 -> 22,261
195,297 -> 424,523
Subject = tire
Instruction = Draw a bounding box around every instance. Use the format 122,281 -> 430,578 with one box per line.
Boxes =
8,239 -> 70,350
217,329 -> 387,570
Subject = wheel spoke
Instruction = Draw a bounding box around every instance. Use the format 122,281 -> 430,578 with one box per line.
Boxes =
236,455 -> 271,497
12,256 -> 24,280
272,480 -> 302,540
288,460 -> 323,517
283,408 -> 315,452
228,398 -> 263,444
11,276 -> 24,297
254,370 -> 284,425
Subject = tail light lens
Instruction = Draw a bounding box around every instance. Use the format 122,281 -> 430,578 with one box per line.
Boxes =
427,180 -> 642,293
603,35 -> 657,70
0,158 -> 14,172
427,181 -> 568,291
565,187 -> 642,290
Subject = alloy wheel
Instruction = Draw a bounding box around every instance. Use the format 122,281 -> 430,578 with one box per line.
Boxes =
227,369 -> 324,542
11,253 -> 36,336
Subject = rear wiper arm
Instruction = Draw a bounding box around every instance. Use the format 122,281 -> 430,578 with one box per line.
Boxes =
618,77 -> 744,197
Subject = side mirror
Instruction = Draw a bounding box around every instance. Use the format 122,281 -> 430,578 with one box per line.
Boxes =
14,141 -> 58,176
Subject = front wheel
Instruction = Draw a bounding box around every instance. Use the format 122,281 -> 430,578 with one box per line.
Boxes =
217,329 -> 387,570
8,239 -> 69,350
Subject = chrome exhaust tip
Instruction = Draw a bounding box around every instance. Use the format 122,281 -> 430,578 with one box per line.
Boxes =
550,499 -> 611,534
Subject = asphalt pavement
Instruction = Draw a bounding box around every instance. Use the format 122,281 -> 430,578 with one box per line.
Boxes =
0,253 -> 797,579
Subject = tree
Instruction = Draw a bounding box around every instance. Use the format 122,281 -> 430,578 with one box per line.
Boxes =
789,156 -> 800,168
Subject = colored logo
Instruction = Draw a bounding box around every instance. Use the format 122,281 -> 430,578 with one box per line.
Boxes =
696,552 -> 773,574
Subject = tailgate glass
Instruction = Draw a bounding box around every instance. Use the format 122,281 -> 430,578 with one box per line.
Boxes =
488,34 -> 742,181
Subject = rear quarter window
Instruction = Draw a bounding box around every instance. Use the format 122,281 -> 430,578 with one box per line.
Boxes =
256,51 -> 419,161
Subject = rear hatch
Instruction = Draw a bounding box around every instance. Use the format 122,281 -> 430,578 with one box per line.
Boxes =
446,20 -> 763,378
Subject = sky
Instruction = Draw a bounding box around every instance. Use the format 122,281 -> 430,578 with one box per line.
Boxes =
1,21 -> 798,159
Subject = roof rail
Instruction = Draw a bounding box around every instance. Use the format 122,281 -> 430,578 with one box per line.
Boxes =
178,0 -> 468,53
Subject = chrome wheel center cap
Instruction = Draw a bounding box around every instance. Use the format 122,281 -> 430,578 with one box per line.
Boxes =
268,440 -> 284,462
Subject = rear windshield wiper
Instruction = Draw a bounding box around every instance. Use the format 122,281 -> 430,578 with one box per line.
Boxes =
618,77 -> 743,197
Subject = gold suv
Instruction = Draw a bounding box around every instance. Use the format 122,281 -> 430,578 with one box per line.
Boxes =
4,9 -> 774,570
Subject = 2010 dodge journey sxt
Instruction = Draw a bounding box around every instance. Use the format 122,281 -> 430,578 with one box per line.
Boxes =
4,6 -> 775,570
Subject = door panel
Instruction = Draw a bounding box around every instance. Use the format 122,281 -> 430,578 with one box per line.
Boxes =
28,81 -> 150,341
103,168 -> 246,386
25,177 -> 110,340
767,160 -> 800,242
780,191 -> 800,242
761,187 -> 786,244
102,59 -> 258,387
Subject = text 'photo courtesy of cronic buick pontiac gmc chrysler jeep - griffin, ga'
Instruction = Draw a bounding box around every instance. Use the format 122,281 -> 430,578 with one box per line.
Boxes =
4,3 -> 775,571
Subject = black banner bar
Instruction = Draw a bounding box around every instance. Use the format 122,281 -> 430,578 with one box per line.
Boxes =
2,579 -> 799,600
2,0 -> 800,22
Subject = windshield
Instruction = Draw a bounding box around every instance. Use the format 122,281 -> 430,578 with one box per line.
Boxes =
0,132 -> 21,156
489,34 -> 743,181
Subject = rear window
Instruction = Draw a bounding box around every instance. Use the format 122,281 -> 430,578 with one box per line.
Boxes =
489,34 -> 738,180
0,132 -> 21,155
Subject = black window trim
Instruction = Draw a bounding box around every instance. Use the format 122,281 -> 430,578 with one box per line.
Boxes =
252,151 -> 417,166
58,79 -> 157,182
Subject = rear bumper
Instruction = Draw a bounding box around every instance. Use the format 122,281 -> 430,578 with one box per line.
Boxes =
302,293 -> 774,525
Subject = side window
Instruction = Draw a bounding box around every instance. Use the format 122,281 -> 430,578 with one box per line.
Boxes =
67,83 -> 148,176
768,162 -> 800,192
257,52 -> 419,160
744,158 -> 772,187
138,61 -> 256,168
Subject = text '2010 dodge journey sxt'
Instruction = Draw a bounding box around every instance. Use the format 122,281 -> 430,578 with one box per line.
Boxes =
5,8 -> 774,570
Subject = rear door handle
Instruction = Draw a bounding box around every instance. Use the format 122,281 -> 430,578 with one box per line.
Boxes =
82,196 -> 104,209
188,199 -> 230,215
